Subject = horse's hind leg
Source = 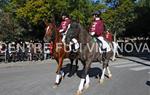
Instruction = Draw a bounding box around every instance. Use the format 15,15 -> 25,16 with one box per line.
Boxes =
75,59 -> 78,72
100,66 -> 106,84
112,51 -> 116,61
68,59 -> 74,77
107,65 -> 112,79
100,59 -> 109,84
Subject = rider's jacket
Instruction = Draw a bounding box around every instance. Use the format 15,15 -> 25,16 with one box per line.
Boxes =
89,17 -> 104,37
105,32 -> 113,42
59,17 -> 71,33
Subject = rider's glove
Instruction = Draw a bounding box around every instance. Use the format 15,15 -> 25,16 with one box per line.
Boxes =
59,29 -> 64,33
90,32 -> 95,36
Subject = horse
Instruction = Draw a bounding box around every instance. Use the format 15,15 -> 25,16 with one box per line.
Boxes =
65,22 -> 113,95
43,22 -> 79,88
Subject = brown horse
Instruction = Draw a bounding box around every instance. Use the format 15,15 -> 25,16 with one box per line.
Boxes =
43,22 -> 79,88
65,22 -> 113,95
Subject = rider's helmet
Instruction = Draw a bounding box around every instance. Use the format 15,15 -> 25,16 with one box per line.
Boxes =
61,12 -> 69,18
61,12 -> 69,20
92,11 -> 101,17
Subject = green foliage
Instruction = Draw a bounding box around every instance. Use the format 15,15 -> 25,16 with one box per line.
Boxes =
137,0 -> 150,7
0,0 -> 145,41
16,0 -> 48,24
0,12 -> 26,41
125,0 -> 150,38
102,0 -> 136,35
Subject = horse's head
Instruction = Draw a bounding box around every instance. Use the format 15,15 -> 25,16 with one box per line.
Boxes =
65,22 -> 80,44
43,23 -> 56,42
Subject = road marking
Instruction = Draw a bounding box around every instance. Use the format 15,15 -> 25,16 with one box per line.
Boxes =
92,61 -> 130,66
130,66 -> 150,71
111,62 -> 130,66
113,63 -> 141,68
148,72 -> 150,74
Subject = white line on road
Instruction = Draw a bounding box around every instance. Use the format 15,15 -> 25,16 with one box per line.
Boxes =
130,66 -> 150,71
113,63 -> 141,68
110,62 -> 130,66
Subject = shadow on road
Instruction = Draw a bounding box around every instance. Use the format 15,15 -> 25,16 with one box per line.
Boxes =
62,63 -> 78,78
146,81 -> 150,86
77,67 -> 102,79
61,62 -> 103,79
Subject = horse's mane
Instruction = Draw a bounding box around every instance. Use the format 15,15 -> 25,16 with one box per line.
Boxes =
51,22 -> 62,42
78,23 -> 92,44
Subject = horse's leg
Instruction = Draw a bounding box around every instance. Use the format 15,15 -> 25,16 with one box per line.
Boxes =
100,52 -> 111,84
100,58 -> 109,84
75,59 -> 78,72
107,65 -> 112,79
112,50 -> 116,61
100,65 -> 106,84
85,74 -> 90,89
76,61 -> 91,95
68,58 -> 74,76
53,58 -> 64,88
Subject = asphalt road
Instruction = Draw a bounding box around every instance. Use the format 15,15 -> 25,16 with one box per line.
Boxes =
0,57 -> 149,95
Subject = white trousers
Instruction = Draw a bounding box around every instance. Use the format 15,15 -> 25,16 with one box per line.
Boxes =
97,36 -> 111,52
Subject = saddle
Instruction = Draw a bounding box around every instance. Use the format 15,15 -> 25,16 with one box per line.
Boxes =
92,37 -> 112,52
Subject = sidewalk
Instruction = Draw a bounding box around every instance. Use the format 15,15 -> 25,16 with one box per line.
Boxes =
0,59 -> 70,68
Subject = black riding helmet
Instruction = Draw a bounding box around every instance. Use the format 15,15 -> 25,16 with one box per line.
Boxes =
61,12 -> 69,17
92,10 -> 101,17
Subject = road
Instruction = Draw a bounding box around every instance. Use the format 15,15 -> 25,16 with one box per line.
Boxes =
0,56 -> 149,95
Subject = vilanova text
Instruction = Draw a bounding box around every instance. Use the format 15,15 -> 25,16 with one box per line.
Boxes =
0,42 -> 150,53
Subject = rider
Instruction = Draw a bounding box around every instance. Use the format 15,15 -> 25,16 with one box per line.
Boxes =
59,12 -> 79,51
105,29 -> 113,42
89,11 -> 111,52
59,12 -> 71,42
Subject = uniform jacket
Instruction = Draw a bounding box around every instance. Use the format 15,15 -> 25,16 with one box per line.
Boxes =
105,32 -> 113,42
89,18 -> 104,37
59,17 -> 71,33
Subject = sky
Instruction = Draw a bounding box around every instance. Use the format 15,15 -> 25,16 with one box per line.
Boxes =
93,0 -> 103,3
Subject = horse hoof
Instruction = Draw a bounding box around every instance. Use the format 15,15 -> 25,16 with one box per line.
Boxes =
61,76 -> 64,80
84,84 -> 89,90
99,79 -> 104,84
53,83 -> 58,89
112,59 -> 116,61
75,90 -> 82,95
108,74 -> 112,79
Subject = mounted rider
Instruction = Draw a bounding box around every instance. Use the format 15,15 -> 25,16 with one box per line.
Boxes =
105,29 -> 113,42
59,12 -> 79,51
89,11 -> 111,52
58,13 -> 71,43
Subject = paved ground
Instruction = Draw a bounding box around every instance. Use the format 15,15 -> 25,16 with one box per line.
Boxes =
0,56 -> 149,95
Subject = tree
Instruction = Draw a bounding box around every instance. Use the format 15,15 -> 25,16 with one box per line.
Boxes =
0,11 -> 26,41
1,0 -> 138,41
102,0 -> 136,40
137,0 -> 150,7
125,0 -> 150,38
